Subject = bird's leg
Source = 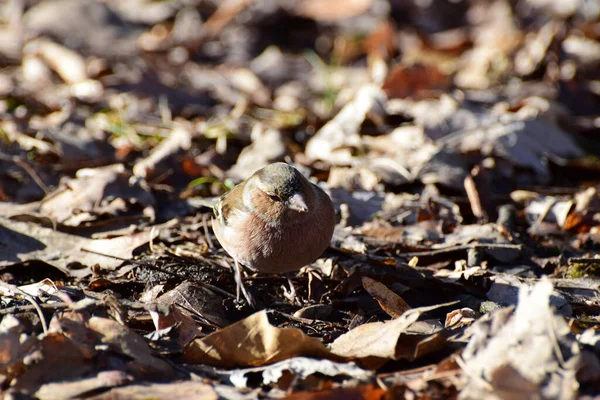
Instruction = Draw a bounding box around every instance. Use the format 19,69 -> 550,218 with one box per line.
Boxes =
234,259 -> 256,308
282,277 -> 301,306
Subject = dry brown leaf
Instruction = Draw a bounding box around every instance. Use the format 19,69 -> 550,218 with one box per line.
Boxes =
445,308 -> 477,329
305,84 -> 386,165
10,333 -> 93,395
149,306 -> 203,351
330,303 -> 456,368
395,333 -> 447,361
284,383 -> 385,400
88,317 -> 173,378
133,125 -> 192,179
0,315 -> 28,366
461,278 -> 577,399
183,310 -> 336,367
86,381 -> 218,400
40,164 -> 155,226
295,0 -> 373,21
363,20 -> 396,59
156,281 -> 231,329
227,124 -> 287,181
35,371 -> 133,400
0,217 -> 158,277
361,276 -> 411,318
382,63 -> 452,99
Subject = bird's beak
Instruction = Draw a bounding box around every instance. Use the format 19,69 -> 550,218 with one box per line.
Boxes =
288,193 -> 308,212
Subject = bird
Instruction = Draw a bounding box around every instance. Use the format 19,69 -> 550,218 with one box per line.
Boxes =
212,162 -> 336,307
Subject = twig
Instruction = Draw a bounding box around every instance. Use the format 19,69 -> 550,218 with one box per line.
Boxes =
568,258 -> 600,265
13,157 -> 50,194
0,281 -> 48,333
80,247 -> 130,262
398,243 -> 522,258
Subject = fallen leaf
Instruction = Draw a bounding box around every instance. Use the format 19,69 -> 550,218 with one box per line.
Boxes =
183,310 -> 336,367
362,276 -> 411,318
10,333 -> 93,395
284,383 -> 386,400
40,164 -> 155,226
88,317 -> 173,378
295,0 -> 373,21
305,84 -> 386,165
382,63 -> 452,99
35,370 -> 133,400
330,302 -> 457,368
228,357 -> 372,388
461,278 -> 578,399
0,217 -> 158,277
86,381 -> 218,400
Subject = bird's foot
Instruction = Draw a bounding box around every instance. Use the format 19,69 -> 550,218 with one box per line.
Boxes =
233,259 -> 256,308
282,277 -> 301,306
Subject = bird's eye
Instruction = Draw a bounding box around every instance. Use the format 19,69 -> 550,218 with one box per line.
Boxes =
267,193 -> 280,201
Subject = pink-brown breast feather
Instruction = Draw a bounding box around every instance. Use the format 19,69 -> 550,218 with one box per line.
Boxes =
239,180 -> 335,273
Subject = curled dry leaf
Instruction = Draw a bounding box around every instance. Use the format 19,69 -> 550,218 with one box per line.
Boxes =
362,276 -> 411,318
183,310 -> 336,367
147,306 -> 202,351
445,308 -> 477,329
524,195 -> 574,228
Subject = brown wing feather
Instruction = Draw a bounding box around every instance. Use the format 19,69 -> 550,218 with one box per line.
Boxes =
213,181 -> 246,226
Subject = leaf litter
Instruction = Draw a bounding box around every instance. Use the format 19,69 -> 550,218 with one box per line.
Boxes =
1,0 -> 600,398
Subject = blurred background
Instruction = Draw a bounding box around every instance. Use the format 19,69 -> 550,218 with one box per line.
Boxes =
0,0 -> 599,227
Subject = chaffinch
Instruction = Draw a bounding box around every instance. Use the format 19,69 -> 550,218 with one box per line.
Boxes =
213,162 -> 335,306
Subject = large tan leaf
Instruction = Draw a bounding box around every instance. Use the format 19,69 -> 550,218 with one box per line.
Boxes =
330,303 -> 455,368
183,310 -> 337,367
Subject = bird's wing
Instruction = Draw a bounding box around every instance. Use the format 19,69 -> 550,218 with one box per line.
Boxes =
213,182 -> 246,226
